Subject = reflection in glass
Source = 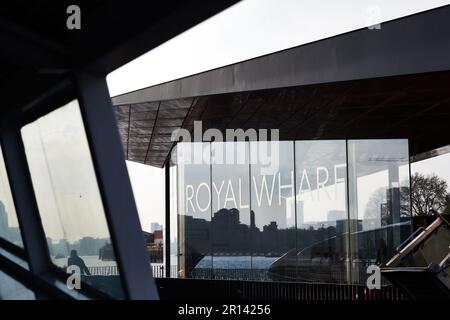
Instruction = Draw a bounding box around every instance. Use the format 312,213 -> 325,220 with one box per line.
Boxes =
176,142 -> 212,278
250,141 -> 296,281
0,270 -> 35,300
21,100 -> 124,298
292,140 -> 348,283
169,156 -> 179,278
172,139 -> 412,285
0,147 -> 23,247
347,139 -> 411,284
211,142 -> 251,278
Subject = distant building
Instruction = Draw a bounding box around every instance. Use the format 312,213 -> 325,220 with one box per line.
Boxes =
79,237 -> 97,256
250,210 -> 256,229
150,222 -> 163,233
154,230 -> 163,246
327,210 -> 346,222
143,231 -> 154,245
0,201 -> 9,238
263,221 -> 278,233
99,243 -> 116,261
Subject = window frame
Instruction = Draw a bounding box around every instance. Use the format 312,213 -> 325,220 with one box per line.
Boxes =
0,73 -> 157,299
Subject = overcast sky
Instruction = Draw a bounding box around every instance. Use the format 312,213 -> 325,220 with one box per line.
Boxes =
126,161 -> 165,233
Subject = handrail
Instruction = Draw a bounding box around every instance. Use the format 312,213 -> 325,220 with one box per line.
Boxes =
395,227 -> 424,253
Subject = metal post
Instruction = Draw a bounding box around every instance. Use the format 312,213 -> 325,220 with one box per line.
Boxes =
76,71 -> 158,299
0,116 -> 53,277
165,164 -> 171,278
388,164 -> 401,249
345,140 -> 355,284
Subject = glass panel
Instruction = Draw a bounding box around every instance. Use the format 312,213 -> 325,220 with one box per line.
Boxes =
0,146 -> 23,247
294,140 -> 348,283
211,141 -> 252,279
0,248 -> 29,270
21,100 -> 124,298
171,138 -> 413,285
0,270 -> 35,300
169,155 -> 179,278
250,141 -> 296,282
347,139 -> 411,284
176,142 -> 212,279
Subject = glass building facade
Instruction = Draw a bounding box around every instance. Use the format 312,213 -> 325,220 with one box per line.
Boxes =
170,139 -> 412,284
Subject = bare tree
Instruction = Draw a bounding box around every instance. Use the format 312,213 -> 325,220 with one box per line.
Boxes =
364,188 -> 387,222
364,185 -> 411,224
410,173 -> 449,216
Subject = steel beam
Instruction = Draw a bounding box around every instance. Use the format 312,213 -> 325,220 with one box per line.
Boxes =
0,116 -> 53,276
76,71 -> 158,299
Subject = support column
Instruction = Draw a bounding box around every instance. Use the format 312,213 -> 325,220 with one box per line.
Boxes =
76,71 -> 158,299
0,116 -> 52,277
165,164 -> 171,278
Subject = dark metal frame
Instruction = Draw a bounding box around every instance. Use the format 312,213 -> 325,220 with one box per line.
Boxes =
0,72 -> 158,299
76,71 -> 158,299
165,164 -> 171,278
0,0 -> 242,300
0,115 -> 53,276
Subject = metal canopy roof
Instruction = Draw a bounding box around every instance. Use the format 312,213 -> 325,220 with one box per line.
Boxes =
112,5 -> 450,168
115,98 -> 193,164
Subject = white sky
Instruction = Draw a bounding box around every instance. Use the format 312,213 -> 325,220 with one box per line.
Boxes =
126,161 -> 165,232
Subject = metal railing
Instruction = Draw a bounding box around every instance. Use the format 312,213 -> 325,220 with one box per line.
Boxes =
88,264 -> 391,285
155,278 -> 407,301
88,265 -> 119,276
86,265 -> 405,300
87,265 -> 177,278
191,268 -> 271,281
